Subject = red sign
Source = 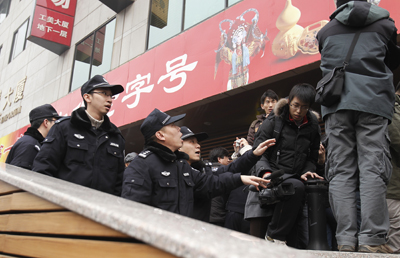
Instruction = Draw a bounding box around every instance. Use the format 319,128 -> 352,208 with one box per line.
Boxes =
46,0 -> 400,127
29,0 -> 400,127
35,0 -> 77,17
28,0 -> 76,54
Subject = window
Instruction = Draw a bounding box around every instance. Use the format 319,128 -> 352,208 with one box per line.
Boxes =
148,0 -> 241,49
70,18 -> 116,92
9,18 -> 29,62
0,0 -> 11,24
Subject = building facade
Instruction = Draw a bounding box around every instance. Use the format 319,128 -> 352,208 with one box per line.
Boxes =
0,0 -> 399,161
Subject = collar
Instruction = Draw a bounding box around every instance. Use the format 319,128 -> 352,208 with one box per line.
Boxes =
145,141 -> 188,162
24,127 -> 45,142
289,114 -> 308,127
85,110 -> 104,129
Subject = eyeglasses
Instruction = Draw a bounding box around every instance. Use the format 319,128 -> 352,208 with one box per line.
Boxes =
92,91 -> 115,99
290,104 -> 309,111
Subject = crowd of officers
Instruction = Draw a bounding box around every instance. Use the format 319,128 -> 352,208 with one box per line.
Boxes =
5,0 -> 400,254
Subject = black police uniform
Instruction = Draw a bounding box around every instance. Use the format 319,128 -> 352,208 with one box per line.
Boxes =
122,141 -> 248,218
6,127 -> 45,169
33,107 -> 125,196
192,150 -> 261,222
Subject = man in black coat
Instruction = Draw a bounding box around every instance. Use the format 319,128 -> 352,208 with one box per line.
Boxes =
121,108 -> 274,218
6,104 -> 61,169
245,83 -> 322,246
32,75 -> 125,196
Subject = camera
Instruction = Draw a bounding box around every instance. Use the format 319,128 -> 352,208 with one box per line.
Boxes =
252,169 -> 295,207
235,139 -> 241,147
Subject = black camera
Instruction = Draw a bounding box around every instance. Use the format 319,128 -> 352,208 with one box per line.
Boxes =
250,169 -> 295,207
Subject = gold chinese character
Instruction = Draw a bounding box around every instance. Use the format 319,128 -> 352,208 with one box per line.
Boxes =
14,76 -> 26,103
3,87 -> 13,111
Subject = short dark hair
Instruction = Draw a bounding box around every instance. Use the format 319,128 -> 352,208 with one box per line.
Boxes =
209,147 -> 230,163
260,89 -> 279,104
288,83 -> 316,106
31,117 -> 54,129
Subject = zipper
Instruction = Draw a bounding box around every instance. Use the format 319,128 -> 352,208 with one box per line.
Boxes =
276,150 -> 280,164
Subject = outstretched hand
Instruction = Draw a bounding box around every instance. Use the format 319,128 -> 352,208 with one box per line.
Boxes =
253,139 -> 276,156
300,171 -> 324,181
240,175 -> 270,191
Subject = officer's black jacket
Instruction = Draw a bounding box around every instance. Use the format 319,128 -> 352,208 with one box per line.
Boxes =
122,142 -> 255,218
192,151 -> 261,222
32,107 -> 125,196
6,127 -> 44,169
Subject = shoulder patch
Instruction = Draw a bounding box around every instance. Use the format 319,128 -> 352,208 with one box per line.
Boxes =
55,116 -> 71,124
139,150 -> 153,159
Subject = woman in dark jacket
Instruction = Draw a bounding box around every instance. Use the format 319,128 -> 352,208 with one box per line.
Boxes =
245,83 -> 322,245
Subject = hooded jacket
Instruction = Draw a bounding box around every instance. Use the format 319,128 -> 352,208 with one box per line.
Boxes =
244,99 -> 320,219
6,127 -> 44,169
317,1 -> 400,120
32,107 -> 125,196
253,99 -> 320,176
122,141 -> 247,218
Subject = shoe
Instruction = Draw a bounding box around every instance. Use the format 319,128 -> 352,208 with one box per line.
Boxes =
358,244 -> 394,253
265,235 -> 287,245
338,245 -> 356,252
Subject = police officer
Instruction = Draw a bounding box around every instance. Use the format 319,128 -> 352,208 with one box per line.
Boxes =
121,108 -> 275,218
179,126 -> 270,222
33,75 -> 125,196
6,104 -> 61,169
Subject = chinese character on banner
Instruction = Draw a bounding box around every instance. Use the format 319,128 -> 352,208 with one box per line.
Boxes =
37,23 -> 45,31
3,87 -> 14,111
52,0 -> 70,9
158,54 -> 198,94
122,73 -> 154,109
14,77 -> 27,103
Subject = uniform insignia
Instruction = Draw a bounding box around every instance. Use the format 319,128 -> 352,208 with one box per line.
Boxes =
74,134 -> 85,139
183,173 -> 189,177
161,171 -> 170,177
110,143 -> 119,147
212,167 -> 219,172
34,145 -> 40,151
139,150 -> 152,158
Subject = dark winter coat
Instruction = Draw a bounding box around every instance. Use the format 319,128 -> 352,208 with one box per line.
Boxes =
6,127 -> 44,169
244,99 -> 320,219
122,141 -> 255,218
192,149 -> 260,222
32,107 -> 125,196
317,1 -> 400,120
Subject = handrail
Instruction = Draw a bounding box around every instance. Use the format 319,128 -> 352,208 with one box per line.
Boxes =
0,163 -> 316,258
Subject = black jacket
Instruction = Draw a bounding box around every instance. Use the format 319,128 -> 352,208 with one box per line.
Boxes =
253,99 -> 320,177
122,142 -> 251,218
192,150 -> 260,222
244,99 -> 320,219
32,107 -> 125,196
6,127 -> 44,169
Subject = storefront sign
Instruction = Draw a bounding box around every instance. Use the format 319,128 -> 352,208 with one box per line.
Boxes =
28,0 -> 77,55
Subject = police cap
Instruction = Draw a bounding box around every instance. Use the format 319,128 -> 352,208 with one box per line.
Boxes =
140,108 -> 186,141
181,126 -> 208,142
29,104 -> 61,123
81,75 -> 124,97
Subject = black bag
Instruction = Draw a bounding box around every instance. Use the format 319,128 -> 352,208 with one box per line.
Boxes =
315,31 -> 361,107
315,66 -> 345,107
